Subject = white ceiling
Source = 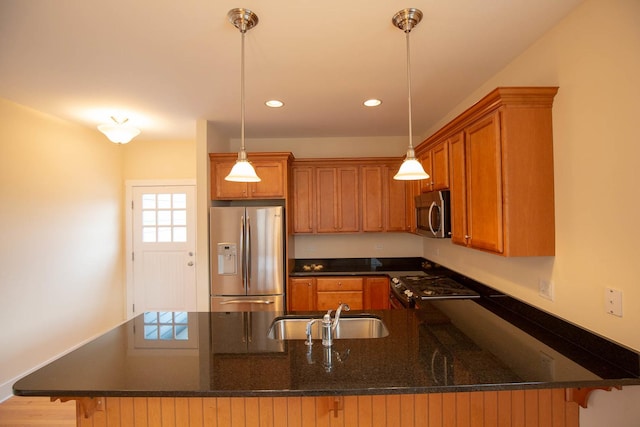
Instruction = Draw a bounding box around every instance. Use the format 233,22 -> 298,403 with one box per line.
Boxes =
0,0 -> 583,141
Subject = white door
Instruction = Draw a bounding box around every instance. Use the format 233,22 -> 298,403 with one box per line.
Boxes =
130,185 -> 197,315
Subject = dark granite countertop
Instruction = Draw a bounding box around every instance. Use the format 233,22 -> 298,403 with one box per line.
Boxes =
14,298 -> 640,398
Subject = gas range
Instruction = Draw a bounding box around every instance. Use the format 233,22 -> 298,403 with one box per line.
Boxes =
390,272 -> 480,307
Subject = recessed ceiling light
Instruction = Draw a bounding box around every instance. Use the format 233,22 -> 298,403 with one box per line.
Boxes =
265,100 -> 284,108
364,99 -> 382,107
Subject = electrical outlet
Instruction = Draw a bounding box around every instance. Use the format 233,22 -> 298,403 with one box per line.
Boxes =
605,288 -> 623,317
539,279 -> 554,301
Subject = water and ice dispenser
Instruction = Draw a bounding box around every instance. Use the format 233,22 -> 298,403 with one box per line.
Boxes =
217,243 -> 237,275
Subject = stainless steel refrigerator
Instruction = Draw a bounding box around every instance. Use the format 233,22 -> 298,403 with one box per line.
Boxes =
210,206 -> 285,312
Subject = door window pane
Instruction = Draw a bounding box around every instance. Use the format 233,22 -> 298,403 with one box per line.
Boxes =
139,192 -> 189,243
157,193 -> 171,209
142,211 -> 156,226
143,227 -> 157,242
157,210 -> 171,226
173,227 -> 187,242
158,227 -> 172,242
173,210 -> 186,226
173,193 -> 186,209
142,194 -> 156,209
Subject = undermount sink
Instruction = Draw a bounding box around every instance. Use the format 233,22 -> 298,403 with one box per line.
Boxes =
266,314 -> 389,340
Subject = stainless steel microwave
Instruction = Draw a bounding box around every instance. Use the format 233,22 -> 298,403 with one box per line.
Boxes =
415,190 -> 451,238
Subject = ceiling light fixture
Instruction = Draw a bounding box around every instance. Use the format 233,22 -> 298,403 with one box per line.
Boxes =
225,8 -> 261,183
97,117 -> 140,144
364,99 -> 382,107
265,100 -> 284,108
392,8 -> 429,181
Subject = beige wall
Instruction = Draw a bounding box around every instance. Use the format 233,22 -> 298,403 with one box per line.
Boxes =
123,139 -> 195,180
0,99 -> 125,398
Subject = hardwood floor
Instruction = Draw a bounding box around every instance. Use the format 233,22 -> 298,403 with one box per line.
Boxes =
0,397 -> 75,427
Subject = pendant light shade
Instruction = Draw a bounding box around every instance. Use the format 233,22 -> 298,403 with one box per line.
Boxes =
97,117 -> 140,144
225,8 -> 261,183
393,8 -> 429,181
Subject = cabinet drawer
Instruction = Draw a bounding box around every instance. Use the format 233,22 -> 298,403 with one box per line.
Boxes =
316,292 -> 363,310
316,277 -> 363,291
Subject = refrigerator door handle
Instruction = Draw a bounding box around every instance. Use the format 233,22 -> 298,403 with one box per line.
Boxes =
246,215 -> 252,290
218,299 -> 274,305
240,215 -> 247,292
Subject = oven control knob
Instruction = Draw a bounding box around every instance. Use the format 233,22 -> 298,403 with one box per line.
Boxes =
391,277 -> 399,284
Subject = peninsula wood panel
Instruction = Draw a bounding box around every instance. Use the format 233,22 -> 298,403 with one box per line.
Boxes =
75,389 -> 579,426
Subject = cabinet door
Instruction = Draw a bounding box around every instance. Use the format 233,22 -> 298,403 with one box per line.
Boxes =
250,161 -> 286,198
337,167 -> 359,232
465,113 -> 504,254
316,167 -> 339,232
316,292 -> 363,311
288,278 -> 316,311
292,166 -> 315,233
363,277 -> 390,310
386,164 -> 408,231
212,160 -> 249,199
449,133 -> 468,246
315,167 -> 359,233
316,277 -> 364,310
431,141 -> 450,190
419,150 -> 432,193
361,165 -> 385,232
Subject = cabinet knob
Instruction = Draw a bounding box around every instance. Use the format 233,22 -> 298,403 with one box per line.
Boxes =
465,235 -> 471,240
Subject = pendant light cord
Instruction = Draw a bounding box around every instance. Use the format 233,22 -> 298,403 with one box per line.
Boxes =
406,30 -> 414,152
240,27 -> 246,153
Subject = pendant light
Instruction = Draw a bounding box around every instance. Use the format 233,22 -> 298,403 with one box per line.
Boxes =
225,8 -> 261,182
392,8 -> 429,181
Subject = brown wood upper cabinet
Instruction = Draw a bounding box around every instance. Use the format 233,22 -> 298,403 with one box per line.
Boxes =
417,140 -> 450,193
440,87 -> 558,256
361,162 -> 409,232
209,152 -> 292,200
292,158 -> 406,234
316,166 -> 360,233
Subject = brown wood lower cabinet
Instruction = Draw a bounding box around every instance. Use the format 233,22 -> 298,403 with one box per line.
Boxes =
74,389 -> 580,426
316,277 -> 363,310
288,276 -> 390,311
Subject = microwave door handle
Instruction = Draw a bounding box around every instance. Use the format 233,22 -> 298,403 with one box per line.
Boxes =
428,201 -> 437,236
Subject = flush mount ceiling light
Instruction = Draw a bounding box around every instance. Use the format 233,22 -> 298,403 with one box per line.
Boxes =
364,99 -> 382,107
265,99 -> 284,108
97,117 -> 140,144
392,8 -> 429,181
225,8 -> 261,183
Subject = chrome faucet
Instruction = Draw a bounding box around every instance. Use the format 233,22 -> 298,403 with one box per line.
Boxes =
321,303 -> 350,347
305,318 -> 321,347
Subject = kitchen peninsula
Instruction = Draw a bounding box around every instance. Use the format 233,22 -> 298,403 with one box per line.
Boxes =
14,261 -> 640,426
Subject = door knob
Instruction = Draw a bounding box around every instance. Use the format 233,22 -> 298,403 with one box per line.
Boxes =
187,261 -> 194,266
